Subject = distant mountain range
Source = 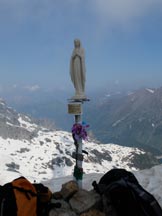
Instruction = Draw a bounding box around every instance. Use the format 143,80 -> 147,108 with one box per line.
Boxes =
86,87 -> 162,155
2,86 -> 162,156
0,98 -> 159,185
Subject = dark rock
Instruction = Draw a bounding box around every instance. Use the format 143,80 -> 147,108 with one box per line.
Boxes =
80,209 -> 105,216
49,199 -> 77,216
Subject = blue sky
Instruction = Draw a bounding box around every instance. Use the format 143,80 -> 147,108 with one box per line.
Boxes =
0,0 -> 162,93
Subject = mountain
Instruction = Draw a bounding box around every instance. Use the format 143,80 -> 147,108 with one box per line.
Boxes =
85,87 -> 162,155
3,86 -> 162,156
0,98 -> 159,185
1,86 -> 72,130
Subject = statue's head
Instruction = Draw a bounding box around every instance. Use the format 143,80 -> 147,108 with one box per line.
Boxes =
74,39 -> 81,48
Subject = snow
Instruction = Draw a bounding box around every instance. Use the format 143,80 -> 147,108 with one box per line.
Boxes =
134,165 -> 162,206
18,115 -> 38,132
152,123 -> 155,127
0,130 -> 146,187
0,128 -> 162,207
0,99 -> 5,105
112,114 -> 130,127
6,122 -> 14,126
105,94 -> 111,97
127,91 -> 134,96
146,88 -> 155,93
0,111 -> 162,208
44,165 -> 162,207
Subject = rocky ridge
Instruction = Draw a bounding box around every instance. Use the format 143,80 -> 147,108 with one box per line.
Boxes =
0,98 -> 159,185
86,87 -> 162,154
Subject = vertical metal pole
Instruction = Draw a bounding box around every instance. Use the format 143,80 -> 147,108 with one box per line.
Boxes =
74,113 -> 83,188
68,100 -> 88,189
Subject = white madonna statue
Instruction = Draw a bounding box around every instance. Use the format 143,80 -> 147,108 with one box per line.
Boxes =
70,39 -> 86,100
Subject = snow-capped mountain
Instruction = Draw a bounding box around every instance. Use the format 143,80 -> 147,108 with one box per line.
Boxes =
0,98 -> 158,185
85,87 -> 162,155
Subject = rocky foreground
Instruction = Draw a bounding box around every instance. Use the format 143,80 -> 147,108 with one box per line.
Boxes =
48,164 -> 162,216
49,180 -> 104,216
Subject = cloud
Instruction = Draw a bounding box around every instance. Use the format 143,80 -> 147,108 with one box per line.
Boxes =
89,0 -> 162,28
1,0 -> 161,25
24,85 -> 40,92
12,84 -> 17,89
114,80 -> 119,85
0,0 -> 55,24
0,0 -> 80,21
0,85 -> 3,93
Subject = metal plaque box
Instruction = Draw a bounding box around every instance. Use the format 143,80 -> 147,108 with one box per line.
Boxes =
68,103 -> 82,115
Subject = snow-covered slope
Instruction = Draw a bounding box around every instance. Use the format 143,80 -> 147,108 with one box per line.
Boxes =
0,98 -> 162,208
0,99 -> 158,186
0,127 -> 148,185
